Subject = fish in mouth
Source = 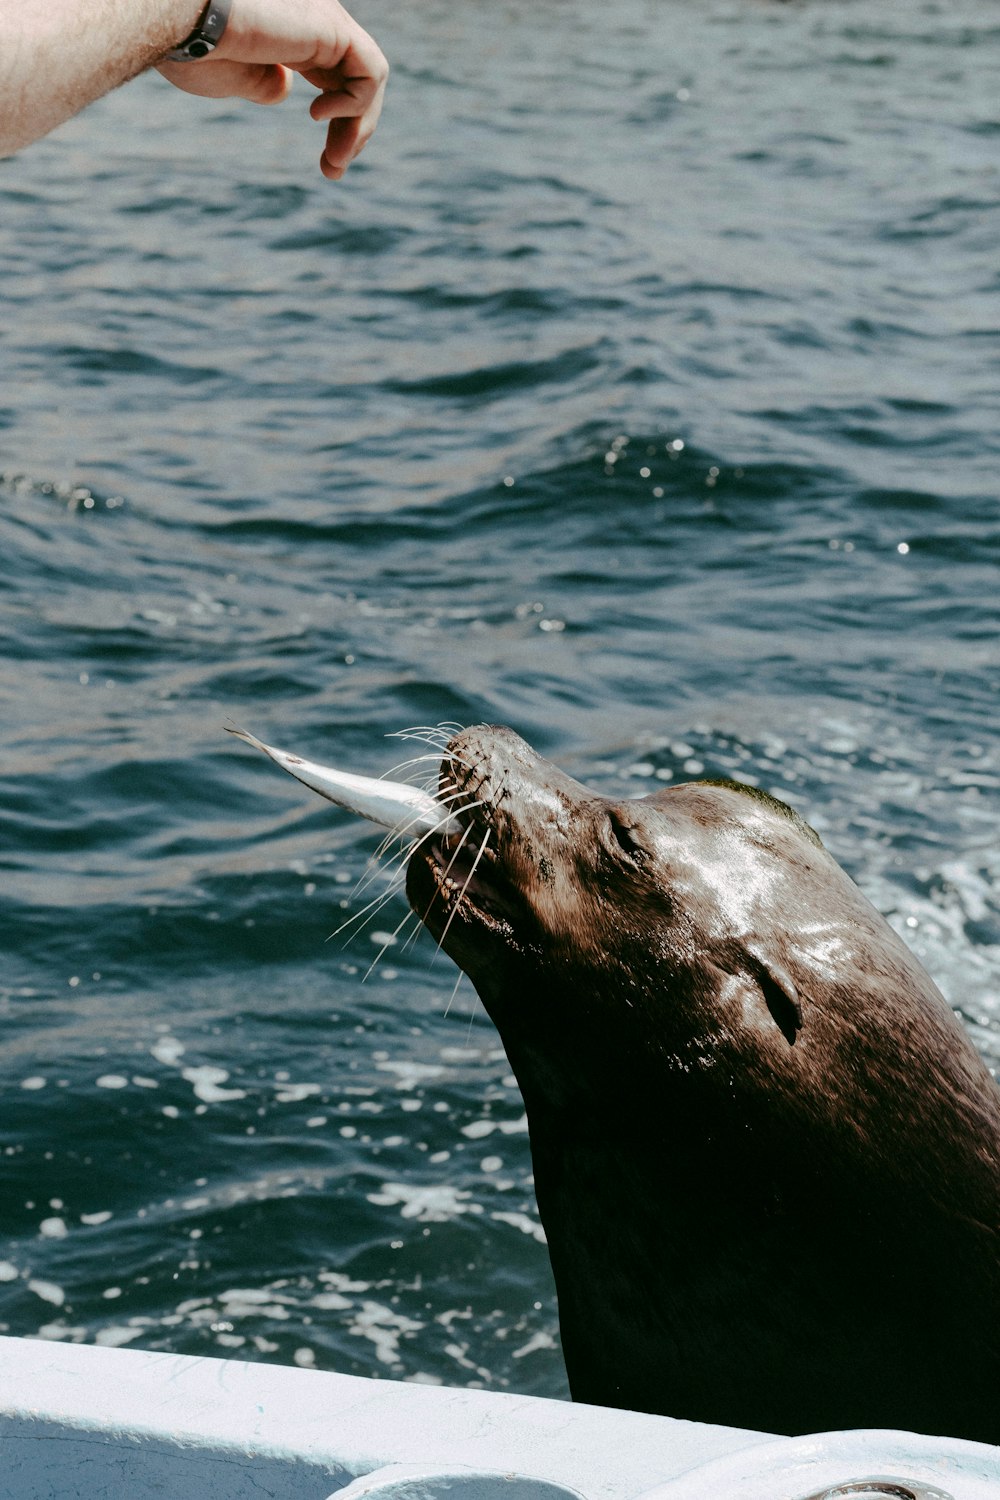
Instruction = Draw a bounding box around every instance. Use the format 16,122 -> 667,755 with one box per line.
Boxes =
230,719 -> 1000,1445
227,721 -> 528,960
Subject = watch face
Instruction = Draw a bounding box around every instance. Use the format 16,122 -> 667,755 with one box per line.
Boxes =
166,0 -> 229,60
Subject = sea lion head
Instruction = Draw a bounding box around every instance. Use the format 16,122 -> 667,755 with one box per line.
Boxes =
406,723 -> 870,1080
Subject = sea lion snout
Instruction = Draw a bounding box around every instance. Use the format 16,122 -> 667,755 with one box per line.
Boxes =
441,724 -> 593,840
432,725 -> 602,928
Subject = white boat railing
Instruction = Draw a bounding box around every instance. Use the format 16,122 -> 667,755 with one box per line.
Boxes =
1,1335 -> 998,1500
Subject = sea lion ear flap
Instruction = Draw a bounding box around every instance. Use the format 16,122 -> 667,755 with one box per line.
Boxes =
744,946 -> 803,1047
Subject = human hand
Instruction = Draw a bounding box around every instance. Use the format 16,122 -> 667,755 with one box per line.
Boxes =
156,0 -> 388,180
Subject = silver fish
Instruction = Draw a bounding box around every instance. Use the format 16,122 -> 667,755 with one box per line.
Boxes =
226,727 -> 460,837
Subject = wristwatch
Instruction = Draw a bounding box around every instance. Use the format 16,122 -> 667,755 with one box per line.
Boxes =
166,0 -> 233,61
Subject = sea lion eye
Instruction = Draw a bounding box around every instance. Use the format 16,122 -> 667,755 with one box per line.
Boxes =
606,809 -> 645,861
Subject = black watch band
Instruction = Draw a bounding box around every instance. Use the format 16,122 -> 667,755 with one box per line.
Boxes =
166,0 -> 233,61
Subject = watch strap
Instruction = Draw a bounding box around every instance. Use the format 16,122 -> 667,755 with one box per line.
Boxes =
166,0 -> 233,62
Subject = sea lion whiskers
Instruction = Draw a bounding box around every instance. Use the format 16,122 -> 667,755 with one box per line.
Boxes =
329,824 -> 457,943
340,831 -> 419,918
336,796 -> 492,949
388,723 -> 466,753
346,792 -> 494,942
350,799 -> 495,979
364,796 -> 447,873
360,826 -> 493,984
417,816 -> 480,929
330,818 -> 447,943
381,752 -> 454,785
388,724 -> 452,747
353,791 -> 483,903
442,967 -> 467,1020
401,819 -> 495,989
389,792 -> 495,916
362,904 -> 423,982
368,793 -> 491,880
436,824 -> 493,957
351,807 -> 438,904
327,877 -> 406,945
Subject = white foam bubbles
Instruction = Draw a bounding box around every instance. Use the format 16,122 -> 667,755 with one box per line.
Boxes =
181,1065 -> 247,1104
367,1182 -> 471,1221
28,1279 -> 66,1306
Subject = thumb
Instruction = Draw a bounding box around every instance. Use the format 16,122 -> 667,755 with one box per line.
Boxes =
157,60 -> 293,105
233,62 -> 293,105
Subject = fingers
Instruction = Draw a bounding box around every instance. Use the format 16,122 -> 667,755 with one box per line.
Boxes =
320,120 -> 363,180
318,101 -> 383,179
311,84 -> 381,176
305,43 -> 388,178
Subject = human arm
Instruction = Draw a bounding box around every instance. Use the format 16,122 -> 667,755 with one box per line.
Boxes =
0,0 -> 387,179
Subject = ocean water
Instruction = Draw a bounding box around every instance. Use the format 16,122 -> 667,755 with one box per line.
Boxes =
1,0 -> 997,1400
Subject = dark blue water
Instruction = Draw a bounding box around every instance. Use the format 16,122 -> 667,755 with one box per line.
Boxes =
1,0 -> 997,1397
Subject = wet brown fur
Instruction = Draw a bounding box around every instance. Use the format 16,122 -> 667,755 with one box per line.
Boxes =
407,725 -> 1000,1442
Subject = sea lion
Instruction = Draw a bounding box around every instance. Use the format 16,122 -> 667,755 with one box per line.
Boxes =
402,725 -> 1000,1443
232,721 -> 1000,1441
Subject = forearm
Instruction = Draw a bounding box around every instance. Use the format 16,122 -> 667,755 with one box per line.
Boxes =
0,0 -> 204,157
